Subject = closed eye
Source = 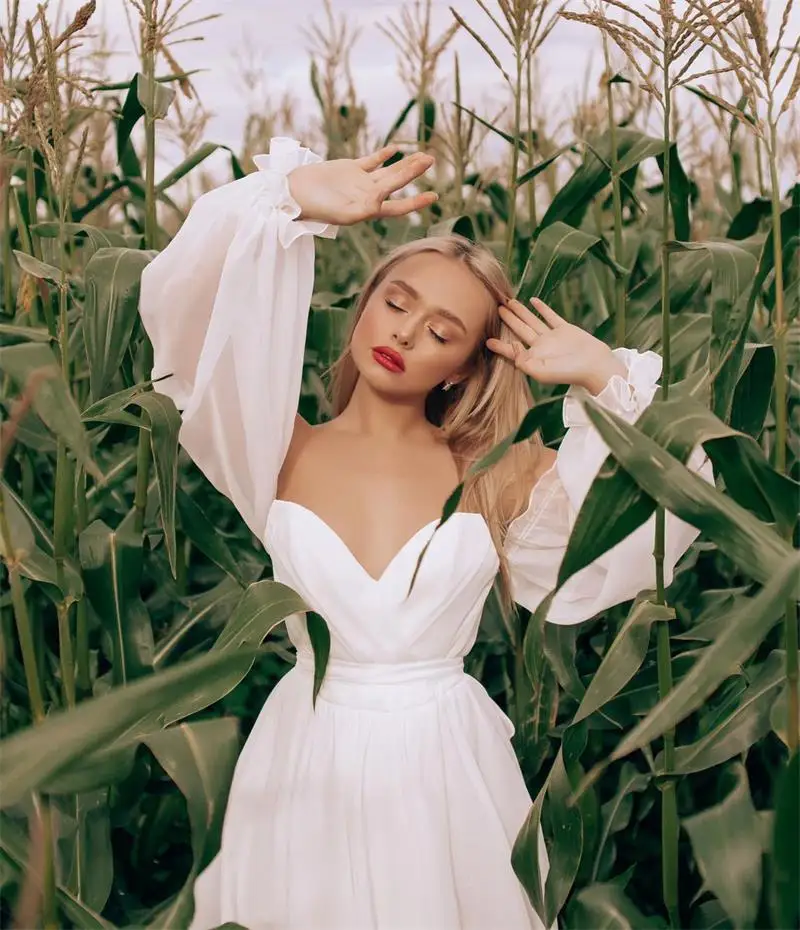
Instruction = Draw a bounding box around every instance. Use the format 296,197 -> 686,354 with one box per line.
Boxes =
386,298 -> 448,343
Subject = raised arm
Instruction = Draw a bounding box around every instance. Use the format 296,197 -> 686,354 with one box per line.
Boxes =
485,296 -> 714,625
503,346 -> 714,624
138,137 -> 437,543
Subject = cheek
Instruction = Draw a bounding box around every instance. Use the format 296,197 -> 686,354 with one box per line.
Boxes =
352,304 -> 382,345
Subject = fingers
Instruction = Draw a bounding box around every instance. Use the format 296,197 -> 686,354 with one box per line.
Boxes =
372,152 -> 435,195
486,337 -> 523,363
379,191 -> 439,218
504,298 -> 549,334
498,303 -> 541,346
357,144 -> 400,172
529,296 -> 565,327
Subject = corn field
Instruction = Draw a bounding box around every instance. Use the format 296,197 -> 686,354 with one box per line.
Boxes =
0,0 -> 798,927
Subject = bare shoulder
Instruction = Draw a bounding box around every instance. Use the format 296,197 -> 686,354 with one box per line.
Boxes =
288,413 -> 313,454
534,445 -> 558,478
277,415 -> 313,493
499,444 -> 557,523
291,413 -> 312,442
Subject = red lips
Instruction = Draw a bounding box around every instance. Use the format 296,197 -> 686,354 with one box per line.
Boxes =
372,346 -> 405,372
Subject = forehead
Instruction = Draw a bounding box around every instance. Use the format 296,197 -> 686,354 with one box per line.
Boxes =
384,252 -> 496,332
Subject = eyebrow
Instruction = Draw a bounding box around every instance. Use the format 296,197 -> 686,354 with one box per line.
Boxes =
387,279 -> 468,334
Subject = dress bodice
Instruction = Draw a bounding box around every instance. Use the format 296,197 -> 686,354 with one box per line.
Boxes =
266,502 -> 500,665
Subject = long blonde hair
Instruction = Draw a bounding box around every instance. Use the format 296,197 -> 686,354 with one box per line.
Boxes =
324,234 -> 545,617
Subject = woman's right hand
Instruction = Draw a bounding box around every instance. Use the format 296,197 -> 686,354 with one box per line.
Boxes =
287,145 -> 437,227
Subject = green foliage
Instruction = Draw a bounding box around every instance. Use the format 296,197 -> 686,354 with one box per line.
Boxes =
1,5 -> 798,929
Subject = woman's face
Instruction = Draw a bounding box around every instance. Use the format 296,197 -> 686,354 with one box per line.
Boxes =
349,252 -> 497,399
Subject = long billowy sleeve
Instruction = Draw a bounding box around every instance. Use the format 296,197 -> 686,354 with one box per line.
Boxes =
138,137 -> 337,542
504,347 -> 715,625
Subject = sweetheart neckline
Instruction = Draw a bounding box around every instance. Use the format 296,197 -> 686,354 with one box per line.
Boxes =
268,499 -> 490,585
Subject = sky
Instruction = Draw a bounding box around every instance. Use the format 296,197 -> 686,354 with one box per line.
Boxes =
80,0 -> 610,164
11,0 -> 800,182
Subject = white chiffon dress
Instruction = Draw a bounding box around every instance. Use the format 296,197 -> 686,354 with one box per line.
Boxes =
138,137 -> 714,930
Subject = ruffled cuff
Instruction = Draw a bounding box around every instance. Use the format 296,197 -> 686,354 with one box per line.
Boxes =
562,347 -> 662,428
252,137 -> 339,248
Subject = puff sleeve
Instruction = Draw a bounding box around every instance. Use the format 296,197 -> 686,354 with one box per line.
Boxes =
504,347 -> 715,625
138,137 -> 337,542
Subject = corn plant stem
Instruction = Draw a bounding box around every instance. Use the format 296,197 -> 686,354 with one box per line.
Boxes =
3,606 -> 49,930
53,441 -> 76,707
605,75 -> 626,347
25,149 -> 42,325
454,55 -> 464,214
134,3 -> 157,534
21,453 -> 34,504
657,53 -> 679,930
754,134 -> 765,198
53,203 -> 76,708
525,54 -> 536,230
75,466 -> 91,695
144,114 -> 157,247
514,621 -> 525,726
133,452 -> 150,536
504,53 -> 523,270
31,791 -> 58,930
417,80 -> 426,148
0,609 -> 11,731
767,118 -> 788,476
2,163 -> 12,314
0,493 -> 45,723
731,148 -> 742,215
767,111 -> 798,753
26,149 -> 37,245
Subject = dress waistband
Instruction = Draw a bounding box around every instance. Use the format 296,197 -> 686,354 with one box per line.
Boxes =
293,652 -> 466,711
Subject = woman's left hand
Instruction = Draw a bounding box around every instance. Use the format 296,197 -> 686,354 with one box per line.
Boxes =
486,296 -> 627,395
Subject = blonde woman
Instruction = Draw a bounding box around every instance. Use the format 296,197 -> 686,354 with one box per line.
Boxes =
138,137 -> 713,930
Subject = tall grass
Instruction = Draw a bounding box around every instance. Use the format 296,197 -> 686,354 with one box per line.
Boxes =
0,1 -> 798,928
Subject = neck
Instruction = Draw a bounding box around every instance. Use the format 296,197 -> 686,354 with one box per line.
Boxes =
334,375 -> 439,442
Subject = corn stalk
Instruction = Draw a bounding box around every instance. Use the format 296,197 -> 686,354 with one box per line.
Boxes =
767,100 -> 798,755
133,0 -> 158,535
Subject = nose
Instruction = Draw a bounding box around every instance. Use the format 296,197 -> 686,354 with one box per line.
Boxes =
393,325 -> 414,349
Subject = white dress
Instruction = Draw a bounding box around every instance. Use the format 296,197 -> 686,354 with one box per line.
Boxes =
138,137 -> 714,930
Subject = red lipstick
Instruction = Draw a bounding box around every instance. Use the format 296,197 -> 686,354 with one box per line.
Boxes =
372,346 -> 405,373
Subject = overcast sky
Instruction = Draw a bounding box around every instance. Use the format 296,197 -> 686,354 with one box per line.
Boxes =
82,0 -> 609,159
13,0 -> 799,183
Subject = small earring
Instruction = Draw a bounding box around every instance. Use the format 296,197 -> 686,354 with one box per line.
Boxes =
442,380 -> 454,391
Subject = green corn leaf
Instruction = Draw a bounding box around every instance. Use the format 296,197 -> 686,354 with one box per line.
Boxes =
577,398 -> 797,585
0,342 -> 101,480
130,391 -> 181,580
683,763 -> 762,929
664,650 -> 784,774
570,883 -> 668,928
78,520 -> 155,684
0,814 -> 116,928
143,718 -> 241,929
770,751 -> 799,929
609,555 -> 798,763
517,220 -> 627,303
0,645 -> 267,807
155,142 -> 243,193
12,249 -> 62,283
573,598 -> 674,725
83,247 -> 155,401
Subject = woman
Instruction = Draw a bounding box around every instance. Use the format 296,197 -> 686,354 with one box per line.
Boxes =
138,136 -> 712,930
